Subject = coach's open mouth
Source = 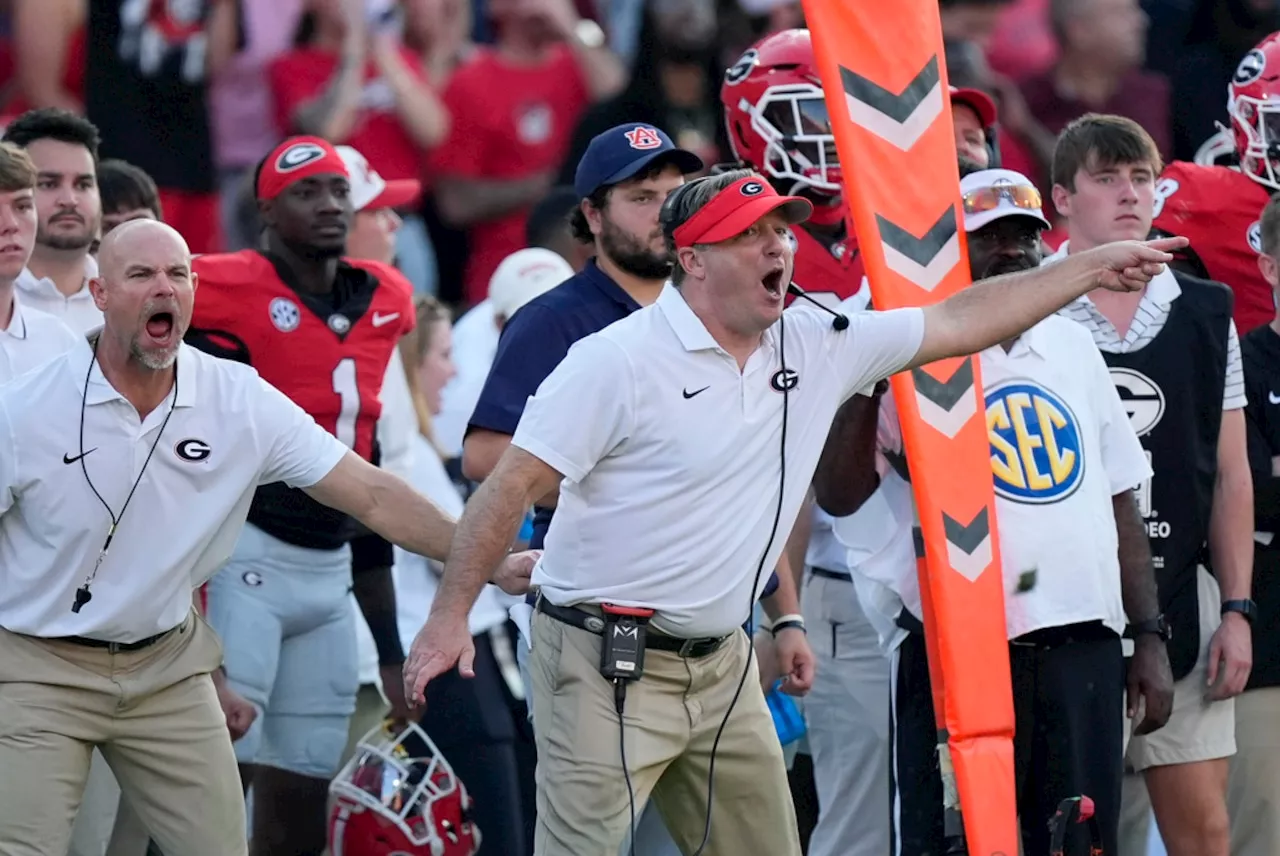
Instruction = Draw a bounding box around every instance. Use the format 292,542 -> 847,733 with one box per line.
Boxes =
763,269 -> 784,297
145,311 -> 175,341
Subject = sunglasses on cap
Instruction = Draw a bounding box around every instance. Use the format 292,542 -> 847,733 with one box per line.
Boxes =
962,182 -> 1043,215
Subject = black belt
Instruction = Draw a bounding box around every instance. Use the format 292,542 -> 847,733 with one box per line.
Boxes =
536,599 -> 730,658
56,628 -> 173,654
810,566 -> 852,582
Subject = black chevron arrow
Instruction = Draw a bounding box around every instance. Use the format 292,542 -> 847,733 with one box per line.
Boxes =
911,358 -> 974,411
839,56 -> 941,124
942,508 -> 990,555
877,208 -> 958,268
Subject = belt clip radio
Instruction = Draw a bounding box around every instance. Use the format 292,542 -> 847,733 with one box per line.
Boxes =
599,604 -> 655,682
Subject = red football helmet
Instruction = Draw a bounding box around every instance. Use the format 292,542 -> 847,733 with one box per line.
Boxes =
1228,31 -> 1280,190
721,29 -> 842,201
328,721 -> 481,856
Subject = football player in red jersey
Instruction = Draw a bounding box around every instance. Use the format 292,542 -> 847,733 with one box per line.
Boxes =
1150,32 -> 1280,335
186,135 -> 420,856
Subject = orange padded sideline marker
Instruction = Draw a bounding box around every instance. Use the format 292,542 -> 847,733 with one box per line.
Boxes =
798,2 -> 1018,853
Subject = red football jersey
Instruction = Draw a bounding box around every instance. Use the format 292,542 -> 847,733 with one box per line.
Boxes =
189,250 -> 415,461
785,225 -> 866,309
1153,161 -> 1274,334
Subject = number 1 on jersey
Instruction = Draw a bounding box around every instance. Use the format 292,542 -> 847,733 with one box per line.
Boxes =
332,358 -> 360,448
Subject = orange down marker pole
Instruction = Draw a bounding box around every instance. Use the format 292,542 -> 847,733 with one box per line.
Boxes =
799,3 -> 1018,853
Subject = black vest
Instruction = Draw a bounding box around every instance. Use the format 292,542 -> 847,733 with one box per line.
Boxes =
1100,274 -> 1231,680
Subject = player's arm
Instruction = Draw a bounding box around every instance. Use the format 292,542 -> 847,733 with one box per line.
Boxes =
305,451 -> 456,562
811,385 -> 886,517
911,238 -> 1186,368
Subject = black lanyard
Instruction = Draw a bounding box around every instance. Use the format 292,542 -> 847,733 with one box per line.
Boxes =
71,338 -> 178,614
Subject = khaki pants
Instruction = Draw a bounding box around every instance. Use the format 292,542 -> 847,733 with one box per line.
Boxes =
528,610 -> 800,856
0,612 -> 247,856
1228,687 -> 1280,856
67,751 -> 151,856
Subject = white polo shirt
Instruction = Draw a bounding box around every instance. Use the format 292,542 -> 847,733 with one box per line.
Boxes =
0,291 -> 81,383
841,316 -> 1152,642
16,255 -> 103,334
0,340 -> 349,642
512,283 -> 925,637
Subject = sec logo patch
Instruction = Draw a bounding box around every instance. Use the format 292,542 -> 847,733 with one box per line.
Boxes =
269,297 -> 300,333
986,382 -> 1085,504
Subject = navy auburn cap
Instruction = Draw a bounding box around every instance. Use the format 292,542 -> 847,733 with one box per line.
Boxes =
573,123 -> 705,199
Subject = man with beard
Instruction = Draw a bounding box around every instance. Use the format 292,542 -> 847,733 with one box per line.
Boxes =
183,135 -> 421,856
2,108 -> 104,334
857,168 -> 1173,856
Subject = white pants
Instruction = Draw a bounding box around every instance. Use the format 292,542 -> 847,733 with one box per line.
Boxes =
802,570 -> 893,856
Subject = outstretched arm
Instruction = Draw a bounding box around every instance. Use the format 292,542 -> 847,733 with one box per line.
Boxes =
912,237 -> 1187,368
304,450 -> 456,562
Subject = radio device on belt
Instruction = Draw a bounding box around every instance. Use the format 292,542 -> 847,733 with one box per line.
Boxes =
599,604 -> 656,681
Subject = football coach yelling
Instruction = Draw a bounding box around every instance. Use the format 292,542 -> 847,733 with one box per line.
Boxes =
0,219 -> 534,856
405,168 -> 1190,856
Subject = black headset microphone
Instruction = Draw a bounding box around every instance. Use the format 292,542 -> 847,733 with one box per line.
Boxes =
787,282 -> 851,330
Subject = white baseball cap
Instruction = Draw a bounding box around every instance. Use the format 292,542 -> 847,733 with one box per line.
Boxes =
958,168 -> 1051,233
335,145 -> 421,212
489,248 -> 574,321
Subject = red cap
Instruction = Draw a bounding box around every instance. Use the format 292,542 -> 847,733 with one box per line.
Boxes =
950,86 -> 998,128
257,136 -> 350,201
673,177 -> 812,248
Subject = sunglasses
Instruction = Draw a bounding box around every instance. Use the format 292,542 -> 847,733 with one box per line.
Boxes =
962,183 -> 1043,215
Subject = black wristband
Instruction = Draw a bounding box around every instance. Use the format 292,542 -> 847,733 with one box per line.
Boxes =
770,619 -> 806,636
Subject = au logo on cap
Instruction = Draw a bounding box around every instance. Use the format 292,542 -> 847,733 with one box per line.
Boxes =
276,143 -> 327,172
624,126 -> 663,150
741,181 -> 765,197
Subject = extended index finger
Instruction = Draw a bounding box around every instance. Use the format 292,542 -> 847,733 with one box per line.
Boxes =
1143,235 -> 1189,254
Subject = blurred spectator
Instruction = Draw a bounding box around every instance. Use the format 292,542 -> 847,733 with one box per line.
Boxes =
84,0 -> 239,256
395,293 -> 533,855
270,0 -> 451,295
558,0 -> 723,183
9,0 -> 84,115
209,0 -> 307,251
940,0 -> 1017,49
984,0 -> 1057,79
97,158 -> 161,236
1167,0 -> 1280,163
1019,0 -> 1172,161
434,246 -> 574,459
403,0 -> 475,87
429,0 -> 625,306
1,108 -> 101,332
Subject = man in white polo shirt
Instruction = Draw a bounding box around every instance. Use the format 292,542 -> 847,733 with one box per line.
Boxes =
0,139 -> 80,382
405,168 -> 1187,855
2,108 -> 103,334
0,219 -> 522,856
873,168 -> 1174,856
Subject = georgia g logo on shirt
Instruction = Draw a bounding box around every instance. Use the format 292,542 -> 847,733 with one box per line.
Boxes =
986,382 -> 1085,504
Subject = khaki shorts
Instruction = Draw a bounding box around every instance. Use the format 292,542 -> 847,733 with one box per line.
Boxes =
1124,567 -> 1236,771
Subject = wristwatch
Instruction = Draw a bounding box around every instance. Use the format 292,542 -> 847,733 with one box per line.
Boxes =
1127,615 -> 1172,642
1221,599 -> 1258,625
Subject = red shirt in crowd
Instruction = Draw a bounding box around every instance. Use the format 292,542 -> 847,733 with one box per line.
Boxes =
269,45 -> 431,183
1018,69 -> 1173,162
429,44 -> 590,304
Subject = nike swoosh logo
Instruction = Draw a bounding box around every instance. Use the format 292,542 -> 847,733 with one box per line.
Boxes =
1271,392 -> 1280,405
371,312 -> 400,328
63,448 -> 97,465
682,386 -> 709,399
